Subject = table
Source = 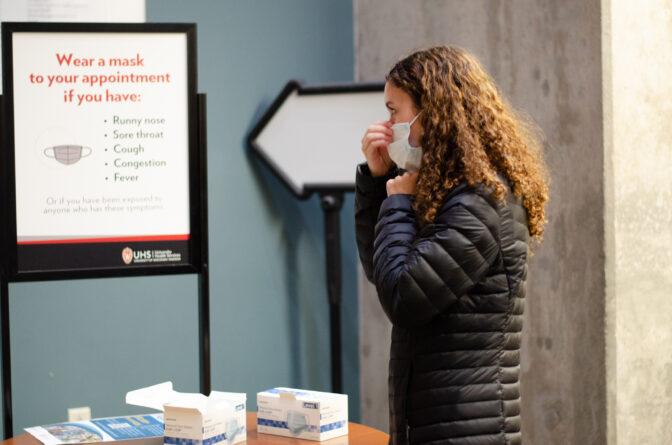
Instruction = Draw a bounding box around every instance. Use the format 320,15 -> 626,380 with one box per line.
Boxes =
2,413 -> 389,445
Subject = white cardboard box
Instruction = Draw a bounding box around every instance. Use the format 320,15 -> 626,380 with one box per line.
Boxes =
256,388 -> 348,441
126,382 -> 246,445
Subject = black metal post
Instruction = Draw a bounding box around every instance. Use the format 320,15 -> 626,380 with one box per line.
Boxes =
320,192 -> 344,394
0,93 -> 12,439
1,268 -> 11,439
197,93 -> 211,396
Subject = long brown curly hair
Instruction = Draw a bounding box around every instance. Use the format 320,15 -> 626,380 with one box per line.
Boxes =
386,46 -> 550,241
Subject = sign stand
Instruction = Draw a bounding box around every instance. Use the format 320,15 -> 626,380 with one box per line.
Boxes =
0,266 -> 11,439
0,94 -> 210,439
196,94 -> 211,397
320,192 -> 344,393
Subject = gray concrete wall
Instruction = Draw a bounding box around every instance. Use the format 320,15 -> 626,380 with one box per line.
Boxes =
355,1 -> 607,443
603,0 -> 672,443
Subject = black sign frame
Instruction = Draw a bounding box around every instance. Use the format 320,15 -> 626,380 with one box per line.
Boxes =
1,22 -> 203,282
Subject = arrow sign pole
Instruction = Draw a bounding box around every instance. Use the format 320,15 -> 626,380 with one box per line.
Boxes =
321,191 -> 344,393
248,80 -> 385,394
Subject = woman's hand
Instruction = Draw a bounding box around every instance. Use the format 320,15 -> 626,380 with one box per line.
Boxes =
361,120 -> 393,177
386,171 -> 418,196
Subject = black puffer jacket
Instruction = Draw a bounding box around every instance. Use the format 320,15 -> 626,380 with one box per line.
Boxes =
355,162 -> 529,445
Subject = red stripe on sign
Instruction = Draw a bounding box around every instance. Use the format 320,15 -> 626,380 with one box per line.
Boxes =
18,234 -> 190,245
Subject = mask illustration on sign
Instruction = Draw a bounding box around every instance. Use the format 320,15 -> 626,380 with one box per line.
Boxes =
286,410 -> 309,436
388,112 -> 423,172
44,145 -> 92,165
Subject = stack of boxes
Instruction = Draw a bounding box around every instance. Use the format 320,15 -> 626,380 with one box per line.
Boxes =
124,382 -> 349,444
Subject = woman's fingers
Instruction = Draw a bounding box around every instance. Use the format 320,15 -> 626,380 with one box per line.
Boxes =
386,178 -> 394,195
377,145 -> 392,166
361,128 -> 392,145
368,142 -> 392,164
369,123 -> 393,134
361,120 -> 394,178
368,138 -> 391,149
362,133 -> 392,147
362,136 -> 391,155
365,130 -> 393,140
363,124 -> 392,139
373,120 -> 393,129
385,171 -> 418,196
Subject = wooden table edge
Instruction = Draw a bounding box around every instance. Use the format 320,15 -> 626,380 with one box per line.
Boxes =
2,412 -> 389,445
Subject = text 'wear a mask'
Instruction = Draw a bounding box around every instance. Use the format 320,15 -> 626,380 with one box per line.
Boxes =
388,112 -> 422,172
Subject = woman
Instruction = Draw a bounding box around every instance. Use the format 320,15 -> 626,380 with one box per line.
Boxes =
355,46 -> 549,445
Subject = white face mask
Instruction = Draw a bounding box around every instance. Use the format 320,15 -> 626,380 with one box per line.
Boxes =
287,410 -> 310,435
388,112 -> 422,172
225,418 -> 241,444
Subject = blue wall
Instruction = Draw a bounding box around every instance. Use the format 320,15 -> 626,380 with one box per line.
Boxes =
1,0 -> 358,436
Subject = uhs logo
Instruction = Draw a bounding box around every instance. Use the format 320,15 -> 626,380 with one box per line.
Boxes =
121,247 -> 134,264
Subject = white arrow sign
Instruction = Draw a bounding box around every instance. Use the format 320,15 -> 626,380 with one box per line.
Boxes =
248,80 -> 386,198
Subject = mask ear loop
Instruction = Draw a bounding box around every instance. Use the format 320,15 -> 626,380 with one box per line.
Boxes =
409,111 -> 422,127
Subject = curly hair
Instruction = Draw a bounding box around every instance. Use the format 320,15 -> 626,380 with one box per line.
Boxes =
386,46 -> 550,241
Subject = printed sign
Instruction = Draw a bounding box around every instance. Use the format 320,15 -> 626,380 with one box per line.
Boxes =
2,23 -> 201,276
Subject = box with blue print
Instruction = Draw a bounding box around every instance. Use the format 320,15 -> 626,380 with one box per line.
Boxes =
256,388 -> 348,442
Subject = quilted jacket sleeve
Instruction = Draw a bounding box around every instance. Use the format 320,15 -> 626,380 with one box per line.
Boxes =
354,162 -> 398,282
372,190 -> 501,328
